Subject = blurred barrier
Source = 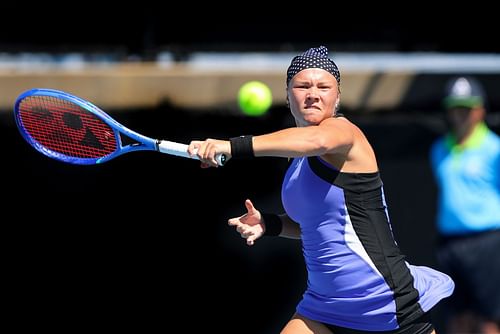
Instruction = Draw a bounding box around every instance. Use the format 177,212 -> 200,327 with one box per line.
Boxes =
2,52 -> 500,113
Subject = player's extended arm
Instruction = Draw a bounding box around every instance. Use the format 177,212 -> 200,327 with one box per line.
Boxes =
253,118 -> 353,158
188,118 -> 353,167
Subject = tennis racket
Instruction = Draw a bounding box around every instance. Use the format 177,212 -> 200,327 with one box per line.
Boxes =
14,88 -> 226,166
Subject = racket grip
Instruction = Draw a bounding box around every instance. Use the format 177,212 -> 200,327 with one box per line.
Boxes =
157,140 -> 227,166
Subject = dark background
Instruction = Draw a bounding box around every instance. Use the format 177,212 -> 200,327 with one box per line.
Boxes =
2,4 -> 499,55
3,5 -> 499,333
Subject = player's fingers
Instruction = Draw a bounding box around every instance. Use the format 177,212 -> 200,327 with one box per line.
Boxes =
195,142 -> 209,161
242,230 -> 253,238
209,148 -> 219,167
204,145 -> 219,167
228,218 -> 241,226
246,236 -> 257,246
200,140 -> 213,159
187,141 -> 202,156
198,143 -> 218,167
245,199 -> 256,215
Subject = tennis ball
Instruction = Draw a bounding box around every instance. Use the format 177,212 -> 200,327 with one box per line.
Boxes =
238,81 -> 272,116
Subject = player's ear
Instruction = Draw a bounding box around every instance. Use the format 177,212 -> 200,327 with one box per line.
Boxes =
335,96 -> 340,112
285,86 -> 290,108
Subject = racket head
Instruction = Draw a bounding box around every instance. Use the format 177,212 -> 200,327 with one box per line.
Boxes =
14,88 -> 155,165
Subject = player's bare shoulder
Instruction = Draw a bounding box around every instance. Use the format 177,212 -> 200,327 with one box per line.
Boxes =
335,116 -> 366,138
321,116 -> 356,133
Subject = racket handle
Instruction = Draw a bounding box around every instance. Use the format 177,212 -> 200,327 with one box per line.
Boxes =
157,140 -> 227,166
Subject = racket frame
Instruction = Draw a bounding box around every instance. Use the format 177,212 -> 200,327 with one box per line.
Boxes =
15,88 -> 158,164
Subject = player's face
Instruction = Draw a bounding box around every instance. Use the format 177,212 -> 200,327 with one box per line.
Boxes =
288,69 -> 340,126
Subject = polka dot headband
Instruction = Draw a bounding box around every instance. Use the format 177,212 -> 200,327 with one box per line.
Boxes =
286,46 -> 340,86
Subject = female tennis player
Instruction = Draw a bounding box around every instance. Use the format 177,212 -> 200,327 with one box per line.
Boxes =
188,46 -> 454,334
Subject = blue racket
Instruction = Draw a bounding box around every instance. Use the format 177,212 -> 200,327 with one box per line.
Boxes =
14,88 -> 226,165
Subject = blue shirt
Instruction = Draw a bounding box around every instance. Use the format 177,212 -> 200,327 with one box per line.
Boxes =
430,122 -> 500,236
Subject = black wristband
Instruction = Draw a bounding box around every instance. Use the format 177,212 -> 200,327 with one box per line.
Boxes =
262,213 -> 282,236
229,135 -> 254,159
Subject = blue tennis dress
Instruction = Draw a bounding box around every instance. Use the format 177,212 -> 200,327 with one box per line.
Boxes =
282,156 -> 454,331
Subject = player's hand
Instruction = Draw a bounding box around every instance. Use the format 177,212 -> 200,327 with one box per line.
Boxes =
188,139 -> 231,168
228,199 -> 264,246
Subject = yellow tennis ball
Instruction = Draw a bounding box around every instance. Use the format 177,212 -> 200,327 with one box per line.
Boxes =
238,81 -> 272,116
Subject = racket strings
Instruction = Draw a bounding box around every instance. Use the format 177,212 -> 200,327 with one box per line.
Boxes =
18,96 -> 117,158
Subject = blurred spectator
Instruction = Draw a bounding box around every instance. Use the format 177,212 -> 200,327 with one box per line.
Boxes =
430,76 -> 500,333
